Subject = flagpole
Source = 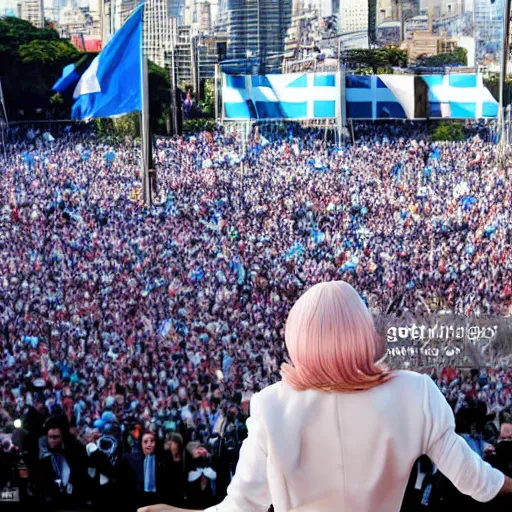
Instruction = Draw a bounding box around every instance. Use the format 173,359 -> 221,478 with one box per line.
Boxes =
141,7 -> 151,208
141,56 -> 151,207
0,78 -> 8,159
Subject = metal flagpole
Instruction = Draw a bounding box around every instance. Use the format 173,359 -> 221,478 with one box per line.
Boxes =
0,78 -> 8,159
0,121 -> 5,160
498,0 -> 512,157
141,56 -> 151,207
140,5 -> 151,207
399,0 -> 404,44
337,62 -> 342,146
214,63 -> 220,123
0,78 -> 8,126
170,42 -> 178,136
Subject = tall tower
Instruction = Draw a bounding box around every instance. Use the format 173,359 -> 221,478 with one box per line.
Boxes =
338,0 -> 369,34
100,0 -> 143,45
222,0 -> 292,73
474,0 -> 504,66
144,0 -> 174,67
18,0 -> 45,27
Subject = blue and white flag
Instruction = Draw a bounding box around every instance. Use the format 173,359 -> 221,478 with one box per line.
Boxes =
52,54 -> 97,95
72,3 -> 143,120
223,73 -> 339,120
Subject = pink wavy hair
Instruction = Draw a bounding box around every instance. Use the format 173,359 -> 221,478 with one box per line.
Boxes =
281,281 -> 393,392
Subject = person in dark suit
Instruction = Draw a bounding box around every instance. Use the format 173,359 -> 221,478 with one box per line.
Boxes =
162,433 -> 186,506
34,416 -> 88,511
119,430 -> 171,512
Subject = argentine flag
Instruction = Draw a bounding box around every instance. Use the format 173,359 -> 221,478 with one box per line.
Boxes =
72,3 -> 143,120
52,54 -> 97,95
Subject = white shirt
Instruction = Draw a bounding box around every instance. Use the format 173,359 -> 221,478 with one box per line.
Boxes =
205,371 -> 504,512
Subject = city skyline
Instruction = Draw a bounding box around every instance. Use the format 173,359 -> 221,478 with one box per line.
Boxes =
3,0 -> 509,81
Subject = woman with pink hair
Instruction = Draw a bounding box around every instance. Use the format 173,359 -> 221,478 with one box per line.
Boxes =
139,281 -> 512,512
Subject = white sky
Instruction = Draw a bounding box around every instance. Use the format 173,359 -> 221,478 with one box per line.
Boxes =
0,0 -> 18,12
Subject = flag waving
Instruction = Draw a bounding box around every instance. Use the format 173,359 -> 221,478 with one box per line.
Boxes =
72,3 -> 144,120
52,54 -> 96,95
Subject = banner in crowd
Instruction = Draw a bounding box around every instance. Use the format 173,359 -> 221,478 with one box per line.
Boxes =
222,73 -> 340,120
345,73 -> 498,120
223,72 -> 498,121
422,74 -> 498,119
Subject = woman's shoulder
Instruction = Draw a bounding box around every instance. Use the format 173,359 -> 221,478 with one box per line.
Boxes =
252,372 -> 428,407
253,381 -> 288,402
391,369 -> 428,383
251,381 -> 303,409
380,370 -> 429,393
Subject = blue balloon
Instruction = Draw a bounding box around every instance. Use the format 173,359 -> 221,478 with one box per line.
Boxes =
93,419 -> 105,429
102,411 -> 117,423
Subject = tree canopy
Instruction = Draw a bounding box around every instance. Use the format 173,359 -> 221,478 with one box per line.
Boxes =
415,47 -> 468,68
18,39 -> 79,64
342,47 -> 408,74
0,16 -> 78,118
0,16 -> 171,132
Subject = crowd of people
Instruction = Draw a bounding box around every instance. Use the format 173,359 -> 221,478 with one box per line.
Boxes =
0,120 -> 512,510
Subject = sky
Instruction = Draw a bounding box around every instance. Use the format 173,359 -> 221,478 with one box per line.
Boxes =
0,0 -> 97,15
0,0 -> 17,14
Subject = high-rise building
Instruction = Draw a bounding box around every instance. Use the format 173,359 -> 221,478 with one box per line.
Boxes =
218,0 -> 292,74
144,0 -> 174,67
339,0 -> 368,33
171,22 -> 193,84
184,0 -> 217,32
168,0 -> 185,22
101,0 -> 143,44
43,0 -> 60,22
18,0 -> 45,28
284,0 -> 323,64
474,0 -> 503,67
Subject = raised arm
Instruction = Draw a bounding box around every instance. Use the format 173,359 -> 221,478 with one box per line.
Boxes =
422,374 -> 506,503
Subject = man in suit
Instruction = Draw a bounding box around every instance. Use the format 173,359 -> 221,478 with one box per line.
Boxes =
35,416 -> 88,511
119,430 -> 172,512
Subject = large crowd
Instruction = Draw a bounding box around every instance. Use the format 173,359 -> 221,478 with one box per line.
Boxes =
1,121 -> 512,510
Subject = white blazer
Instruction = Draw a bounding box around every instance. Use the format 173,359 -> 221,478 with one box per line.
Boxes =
205,371 -> 504,512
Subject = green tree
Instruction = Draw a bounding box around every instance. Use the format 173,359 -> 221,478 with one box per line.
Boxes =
0,16 -> 58,54
343,47 -> 408,74
432,121 -> 466,141
148,60 -> 171,135
416,47 -> 467,68
18,39 -> 78,64
199,78 -> 215,118
0,16 -> 77,119
484,74 -> 512,105
183,119 -> 216,132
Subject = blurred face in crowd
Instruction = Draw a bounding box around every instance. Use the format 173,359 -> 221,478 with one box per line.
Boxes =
47,428 -> 63,451
194,446 -> 209,459
170,440 -> 181,459
142,433 -> 156,456
500,423 -> 512,441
